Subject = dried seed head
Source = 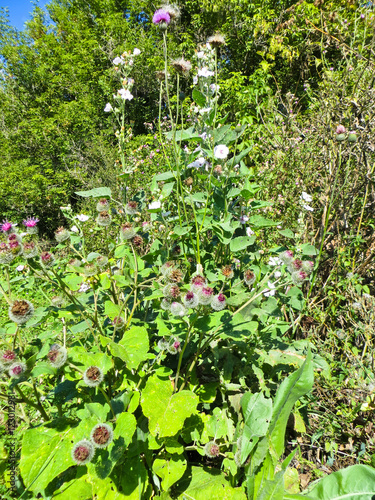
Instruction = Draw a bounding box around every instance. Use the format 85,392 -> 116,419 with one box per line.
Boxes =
221,265 -> 234,279
47,345 -> 67,368
244,270 -> 256,287
83,366 -> 104,387
207,33 -> 225,48
9,300 -> 34,324
96,211 -> 112,227
171,58 -> 192,76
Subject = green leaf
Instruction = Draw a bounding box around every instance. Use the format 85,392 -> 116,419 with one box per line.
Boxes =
69,346 -> 113,374
31,362 -> 56,377
303,464 -> 375,499
256,470 -> 285,500
249,215 -> 280,228
20,417 -> 98,494
192,88 -> 207,107
107,328 -> 149,370
299,244 -> 319,256
230,235 -> 256,252
75,187 -> 111,198
173,224 -> 191,236
112,412 -> 137,452
175,466 -> 246,499
278,229 -> 295,238
153,454 -> 187,491
155,171 -> 176,181
141,370 -> 199,438
269,350 -> 314,457
166,127 -> 202,141
240,393 -> 272,465
70,320 -> 92,334
52,474 -> 93,499
105,301 -> 122,320
62,274 -> 83,291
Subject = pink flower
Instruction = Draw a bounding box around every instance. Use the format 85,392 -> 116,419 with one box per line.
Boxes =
1,220 -> 14,233
152,9 -> 170,26
23,217 -> 39,228
336,125 -> 346,134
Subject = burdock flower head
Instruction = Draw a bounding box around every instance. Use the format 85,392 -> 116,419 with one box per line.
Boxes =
279,250 -> 294,265
190,274 -> 207,292
335,124 -> 346,141
96,255 -> 109,269
51,295 -> 65,307
204,441 -> 220,458
125,201 -> 138,215
83,366 -> 104,387
171,58 -> 192,76
96,198 -> 110,212
198,286 -> 214,305
1,350 -> 17,366
112,316 -> 125,329
302,260 -> 314,274
23,240 -> 38,259
163,283 -> 181,299
90,423 -> 114,449
288,259 -> 303,272
243,269 -> 256,287
9,300 -> 34,324
183,291 -> 199,309
71,439 -> 95,465
47,344 -> 68,368
40,251 -> 55,268
211,293 -> 226,311
83,263 -> 98,277
160,260 -> 175,278
152,8 -> 171,28
9,362 -> 27,379
120,222 -> 136,240
96,211 -> 112,227
0,243 -> 14,264
221,265 -> 234,280
207,33 -> 226,48
55,226 -> 70,243
291,270 -> 308,285
170,301 -> 187,317
166,337 -> 181,354
23,217 -> 39,234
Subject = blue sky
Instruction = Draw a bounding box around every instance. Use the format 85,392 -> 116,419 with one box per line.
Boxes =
1,0 -> 49,31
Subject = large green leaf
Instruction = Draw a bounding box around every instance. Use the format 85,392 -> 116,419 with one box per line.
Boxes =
175,466 -> 246,499
153,454 -> 187,491
75,187 -> 111,198
69,346 -> 113,374
230,235 -> 256,252
52,473 -> 93,499
303,464 -> 375,499
20,417 -> 98,494
269,350 -> 314,458
107,325 -> 149,370
240,393 -> 273,465
141,370 -> 199,438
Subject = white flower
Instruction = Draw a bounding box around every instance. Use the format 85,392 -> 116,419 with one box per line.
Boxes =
274,271 -> 282,278
302,204 -> 314,212
193,75 -> 198,85
133,48 -> 141,56
104,103 -> 113,112
301,191 -> 313,202
70,225 -> 79,233
210,83 -> 219,92
198,67 -> 214,78
197,51 -> 205,59
263,281 -> 276,297
240,215 -> 249,224
60,205 -> 72,211
149,201 -> 161,210
79,282 -> 91,293
199,107 -> 212,115
214,145 -> 229,159
16,265 -> 25,272
246,227 -> 255,237
76,214 -> 90,222
268,257 -> 281,266
112,56 -> 124,65
117,89 -> 133,100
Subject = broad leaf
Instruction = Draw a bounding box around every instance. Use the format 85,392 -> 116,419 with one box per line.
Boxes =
75,187 -> 111,198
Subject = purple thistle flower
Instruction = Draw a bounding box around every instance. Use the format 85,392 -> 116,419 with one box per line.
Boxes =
152,9 -> 170,26
23,217 -> 39,228
1,220 -> 14,233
